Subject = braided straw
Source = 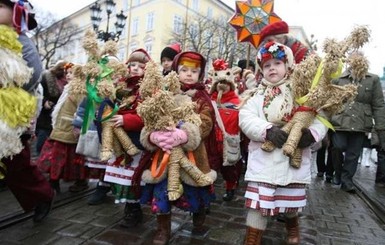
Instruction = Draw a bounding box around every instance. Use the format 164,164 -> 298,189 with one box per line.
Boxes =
113,127 -> 140,156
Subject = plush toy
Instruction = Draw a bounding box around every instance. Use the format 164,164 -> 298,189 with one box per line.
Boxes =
70,30 -> 139,161
137,61 -> 214,201
261,26 -> 370,168
0,25 -> 36,162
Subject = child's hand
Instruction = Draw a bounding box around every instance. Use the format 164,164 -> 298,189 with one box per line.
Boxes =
110,115 -> 124,128
73,128 -> 80,138
150,131 -> 174,153
298,128 -> 315,148
169,128 -> 188,147
266,126 -> 288,148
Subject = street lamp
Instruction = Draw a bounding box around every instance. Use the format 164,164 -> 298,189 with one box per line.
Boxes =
90,0 -> 127,42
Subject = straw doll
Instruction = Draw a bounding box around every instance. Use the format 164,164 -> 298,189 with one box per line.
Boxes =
70,30 -> 139,161
137,60 -> 214,201
261,26 -> 370,168
0,24 -> 36,160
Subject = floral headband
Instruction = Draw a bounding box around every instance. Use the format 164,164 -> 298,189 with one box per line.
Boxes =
257,41 -> 288,67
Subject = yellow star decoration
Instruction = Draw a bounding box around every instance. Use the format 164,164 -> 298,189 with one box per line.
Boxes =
228,0 -> 281,48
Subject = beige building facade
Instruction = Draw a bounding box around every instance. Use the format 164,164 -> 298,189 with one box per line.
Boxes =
50,0 -> 311,66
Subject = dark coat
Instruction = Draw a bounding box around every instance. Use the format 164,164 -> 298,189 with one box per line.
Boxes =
331,71 -> 385,132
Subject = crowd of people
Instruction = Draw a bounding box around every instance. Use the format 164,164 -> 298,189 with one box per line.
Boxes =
1,1 -> 385,245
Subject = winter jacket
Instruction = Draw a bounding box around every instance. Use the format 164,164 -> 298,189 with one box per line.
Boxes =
36,71 -> 66,131
239,82 -> 327,186
331,71 -> 385,132
140,87 -> 217,186
49,85 -> 84,144
19,32 -> 42,92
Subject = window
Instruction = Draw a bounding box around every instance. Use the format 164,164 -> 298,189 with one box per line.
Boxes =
173,15 -> 183,34
131,17 -> 139,36
118,46 -> 125,61
146,12 -> 154,31
133,0 -> 140,6
130,42 -> 138,53
144,40 -> 153,57
192,0 -> 198,10
122,0 -> 129,11
189,24 -> 198,37
207,7 -> 213,19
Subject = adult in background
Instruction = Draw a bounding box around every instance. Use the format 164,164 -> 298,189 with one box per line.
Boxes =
330,52 -> 385,193
0,0 -> 54,223
233,59 -> 256,93
257,20 -> 314,64
35,60 -> 68,154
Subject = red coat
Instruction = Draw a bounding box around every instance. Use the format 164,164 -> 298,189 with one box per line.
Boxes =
211,90 -> 240,135
117,76 -> 144,132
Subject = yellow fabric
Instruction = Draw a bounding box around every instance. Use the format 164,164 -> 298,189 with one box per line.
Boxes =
179,57 -> 201,68
0,25 -> 22,55
0,87 -> 37,128
0,161 -> 6,179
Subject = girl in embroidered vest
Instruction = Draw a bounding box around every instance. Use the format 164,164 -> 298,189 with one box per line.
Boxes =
239,41 -> 326,245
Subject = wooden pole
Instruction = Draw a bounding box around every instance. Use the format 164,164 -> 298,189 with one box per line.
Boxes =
246,43 -> 251,69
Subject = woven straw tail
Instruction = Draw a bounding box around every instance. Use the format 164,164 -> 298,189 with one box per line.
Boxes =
167,147 -> 213,201
113,127 -> 140,156
282,111 -> 315,168
100,121 -> 115,161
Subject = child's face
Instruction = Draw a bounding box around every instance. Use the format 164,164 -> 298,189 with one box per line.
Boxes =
65,68 -> 73,81
0,3 -> 13,27
128,61 -> 145,77
161,57 -> 173,72
178,66 -> 200,85
262,58 -> 286,84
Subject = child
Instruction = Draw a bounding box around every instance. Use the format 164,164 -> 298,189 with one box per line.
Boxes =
138,51 -> 217,245
36,63 -> 88,193
107,48 -> 150,228
160,43 -> 181,76
209,59 -> 242,201
239,41 -> 327,244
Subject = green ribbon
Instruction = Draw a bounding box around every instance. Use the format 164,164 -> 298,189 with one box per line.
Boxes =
81,57 -> 114,134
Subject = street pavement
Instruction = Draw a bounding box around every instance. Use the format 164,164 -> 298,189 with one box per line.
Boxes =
0,158 -> 385,245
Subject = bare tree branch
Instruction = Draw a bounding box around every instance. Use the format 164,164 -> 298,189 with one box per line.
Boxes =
170,14 -> 258,67
33,10 -> 78,69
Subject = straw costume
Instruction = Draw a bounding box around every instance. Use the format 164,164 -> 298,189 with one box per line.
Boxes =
260,26 -> 370,168
0,25 -> 36,162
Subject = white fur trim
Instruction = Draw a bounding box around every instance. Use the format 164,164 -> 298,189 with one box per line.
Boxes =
141,168 -> 168,184
140,128 -> 158,151
180,122 -> 201,151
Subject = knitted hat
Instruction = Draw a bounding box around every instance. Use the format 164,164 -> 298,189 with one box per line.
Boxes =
209,59 -> 236,94
256,41 -> 294,71
237,59 -> 255,71
160,43 -> 181,61
1,0 -> 37,31
259,21 -> 289,46
172,51 -> 206,81
126,48 -> 151,64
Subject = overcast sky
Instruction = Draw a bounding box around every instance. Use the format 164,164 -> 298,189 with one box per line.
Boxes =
34,0 -> 385,76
